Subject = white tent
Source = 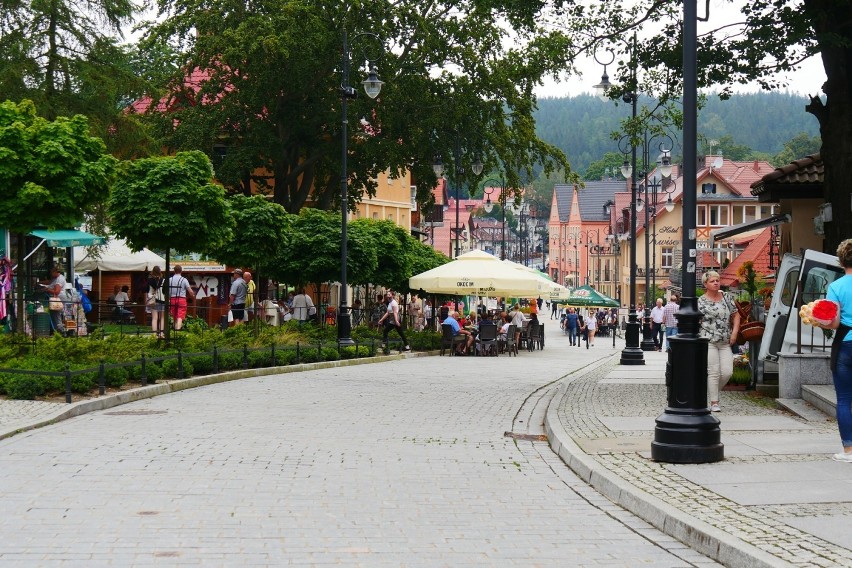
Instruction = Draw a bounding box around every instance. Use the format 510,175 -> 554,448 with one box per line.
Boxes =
74,240 -> 165,273
409,250 -> 553,296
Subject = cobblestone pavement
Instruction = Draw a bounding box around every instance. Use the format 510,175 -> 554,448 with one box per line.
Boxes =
0,399 -> 65,433
0,336 -> 719,566
553,348 -> 852,568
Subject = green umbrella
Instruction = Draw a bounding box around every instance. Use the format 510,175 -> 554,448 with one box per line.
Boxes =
550,285 -> 619,307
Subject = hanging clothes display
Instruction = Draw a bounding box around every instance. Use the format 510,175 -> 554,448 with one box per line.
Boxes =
0,257 -> 11,324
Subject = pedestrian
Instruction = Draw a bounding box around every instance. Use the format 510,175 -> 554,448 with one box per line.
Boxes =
168,265 -> 195,331
228,268 -> 247,325
408,294 -> 422,331
377,290 -> 410,352
291,287 -> 316,323
586,309 -> 597,347
423,299 -> 434,331
698,270 -> 740,412
39,266 -> 66,335
817,239 -> 852,462
662,293 -> 680,352
650,298 -> 665,351
243,271 -> 255,321
551,300 -> 558,320
147,266 -> 166,339
565,307 -> 579,346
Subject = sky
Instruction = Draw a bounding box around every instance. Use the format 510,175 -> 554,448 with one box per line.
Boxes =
534,0 -> 826,100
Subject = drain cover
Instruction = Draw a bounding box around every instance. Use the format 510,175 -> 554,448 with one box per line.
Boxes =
504,431 -> 548,441
104,410 -> 167,416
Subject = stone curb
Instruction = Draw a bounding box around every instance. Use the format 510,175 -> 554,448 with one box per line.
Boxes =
0,350 -> 434,442
544,377 -> 792,568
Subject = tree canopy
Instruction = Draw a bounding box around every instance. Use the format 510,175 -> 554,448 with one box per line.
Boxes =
108,150 -> 233,254
0,99 -> 117,234
209,195 -> 291,276
135,0 -> 573,213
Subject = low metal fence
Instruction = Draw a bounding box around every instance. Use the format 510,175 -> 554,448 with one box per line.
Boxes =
0,337 -> 395,404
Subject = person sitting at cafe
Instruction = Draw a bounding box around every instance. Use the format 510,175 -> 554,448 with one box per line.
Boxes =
445,310 -> 474,355
467,310 -> 479,328
498,314 -> 512,351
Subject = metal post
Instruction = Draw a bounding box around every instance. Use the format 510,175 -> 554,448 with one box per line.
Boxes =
620,37 -> 644,365
652,0 -> 722,463
641,141 -> 656,351
337,26 -> 355,346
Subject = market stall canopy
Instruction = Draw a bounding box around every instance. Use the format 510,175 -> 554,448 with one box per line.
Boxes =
31,229 -> 105,247
550,285 -> 619,307
409,250 -> 555,296
74,239 -> 165,272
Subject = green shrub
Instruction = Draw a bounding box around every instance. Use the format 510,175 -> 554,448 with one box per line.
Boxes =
5,375 -> 44,400
103,365 -> 128,388
187,355 -> 214,375
161,357 -> 194,379
217,352 -> 243,371
321,347 -> 340,361
730,365 -> 751,385
340,345 -> 372,359
141,362 -> 163,383
70,371 -> 96,394
299,348 -> 318,363
277,349 -> 297,365
247,350 -> 273,368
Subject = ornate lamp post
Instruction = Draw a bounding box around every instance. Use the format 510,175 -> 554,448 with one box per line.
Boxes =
652,0 -> 723,464
632,136 -> 673,351
482,177 -> 507,260
595,37 -> 643,365
338,24 -> 384,346
434,145 -> 483,259
580,229 -> 603,288
564,233 -> 581,288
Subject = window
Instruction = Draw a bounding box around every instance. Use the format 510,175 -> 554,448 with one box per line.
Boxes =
661,247 -> 673,269
387,214 -> 393,221
372,212 -> 378,219
708,205 -> 729,226
410,186 -> 417,211
697,205 -> 707,226
759,205 -> 777,218
732,205 -> 756,225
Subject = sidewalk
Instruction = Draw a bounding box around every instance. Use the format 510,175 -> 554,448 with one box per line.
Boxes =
546,348 -> 852,568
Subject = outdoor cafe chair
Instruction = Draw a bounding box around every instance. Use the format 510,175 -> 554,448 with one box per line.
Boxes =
440,324 -> 467,356
476,322 -> 499,356
526,322 -> 542,352
503,324 -> 518,357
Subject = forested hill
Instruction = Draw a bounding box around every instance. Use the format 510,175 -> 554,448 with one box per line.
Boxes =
533,91 -> 821,176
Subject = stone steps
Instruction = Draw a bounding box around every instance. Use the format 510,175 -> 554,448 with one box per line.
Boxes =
801,384 -> 837,417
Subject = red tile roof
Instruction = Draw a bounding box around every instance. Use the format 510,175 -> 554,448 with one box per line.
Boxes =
720,227 -> 774,287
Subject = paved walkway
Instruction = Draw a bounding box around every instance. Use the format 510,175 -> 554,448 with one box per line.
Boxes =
547,341 -> 852,568
0,338 -> 716,566
1,326 -> 850,566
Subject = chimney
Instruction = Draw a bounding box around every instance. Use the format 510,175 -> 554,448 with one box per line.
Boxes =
698,155 -> 706,171
753,160 -> 759,172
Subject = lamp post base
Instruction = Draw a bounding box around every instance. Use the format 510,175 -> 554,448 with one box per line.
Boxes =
337,310 -> 355,346
640,313 -> 656,351
620,319 -> 645,365
651,301 -> 723,464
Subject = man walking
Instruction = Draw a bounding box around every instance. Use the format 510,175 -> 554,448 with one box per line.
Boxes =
651,298 -> 665,351
551,300 -> 558,320
377,290 -> 410,352
168,265 -> 195,331
662,293 -> 680,352
228,268 -> 248,325
565,307 -> 579,346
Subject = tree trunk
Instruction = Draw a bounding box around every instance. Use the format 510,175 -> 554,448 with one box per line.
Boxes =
805,0 -> 852,253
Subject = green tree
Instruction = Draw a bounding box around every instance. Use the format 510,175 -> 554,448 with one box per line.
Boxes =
136,0 -> 572,213
108,150 -> 233,255
773,132 -> 822,167
208,195 -> 291,276
0,99 -> 117,332
584,152 -> 628,181
528,0 -> 850,250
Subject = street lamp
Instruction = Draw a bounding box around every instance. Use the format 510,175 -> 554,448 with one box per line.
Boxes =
631,132 -> 673,352
652,0 -> 723,464
564,233 -> 581,287
580,229 -> 603,287
646,169 -> 676,297
482,177 -> 507,260
434,146 -> 483,259
338,24 -> 384,346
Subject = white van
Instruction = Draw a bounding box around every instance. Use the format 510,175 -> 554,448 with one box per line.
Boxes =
759,249 -> 843,363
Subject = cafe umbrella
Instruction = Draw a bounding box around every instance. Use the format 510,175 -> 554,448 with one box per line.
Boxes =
408,250 -> 554,297
550,285 -> 619,307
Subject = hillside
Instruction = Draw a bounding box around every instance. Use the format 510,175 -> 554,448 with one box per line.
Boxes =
533,91 -> 821,176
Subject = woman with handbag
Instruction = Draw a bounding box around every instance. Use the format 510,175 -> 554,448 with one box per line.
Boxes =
147,266 -> 166,339
698,270 -> 741,412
